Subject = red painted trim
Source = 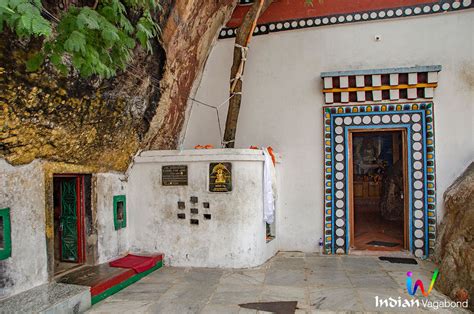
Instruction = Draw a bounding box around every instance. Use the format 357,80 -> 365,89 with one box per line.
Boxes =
75,177 -> 81,263
54,174 -> 83,177
109,253 -> 164,263
227,0 -> 441,27
76,176 -> 86,264
54,174 -> 87,264
58,179 -> 63,262
90,269 -> 136,296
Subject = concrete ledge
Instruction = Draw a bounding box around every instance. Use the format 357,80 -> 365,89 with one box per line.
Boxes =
0,283 -> 91,313
136,149 -> 267,163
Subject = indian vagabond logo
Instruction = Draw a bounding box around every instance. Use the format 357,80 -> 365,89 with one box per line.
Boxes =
406,269 -> 439,296
376,268 -> 468,309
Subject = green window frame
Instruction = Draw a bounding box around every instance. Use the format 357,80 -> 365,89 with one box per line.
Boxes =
113,195 -> 127,230
0,208 -> 12,260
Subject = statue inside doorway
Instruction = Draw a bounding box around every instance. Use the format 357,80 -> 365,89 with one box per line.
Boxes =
380,159 -> 404,221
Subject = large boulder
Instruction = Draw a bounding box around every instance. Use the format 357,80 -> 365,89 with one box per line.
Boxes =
434,162 -> 474,310
0,0 -> 237,171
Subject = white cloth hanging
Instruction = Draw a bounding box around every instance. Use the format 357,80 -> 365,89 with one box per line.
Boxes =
262,148 -> 276,224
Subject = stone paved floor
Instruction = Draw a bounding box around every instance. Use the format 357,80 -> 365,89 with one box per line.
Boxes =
88,252 -> 468,313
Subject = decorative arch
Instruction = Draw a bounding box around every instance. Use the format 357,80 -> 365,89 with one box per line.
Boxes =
323,102 -> 436,258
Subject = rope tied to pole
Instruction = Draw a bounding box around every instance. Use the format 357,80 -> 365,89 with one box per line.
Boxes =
230,43 -> 250,93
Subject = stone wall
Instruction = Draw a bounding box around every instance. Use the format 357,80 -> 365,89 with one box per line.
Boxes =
0,159 -> 134,298
95,173 -> 129,264
0,160 -> 48,298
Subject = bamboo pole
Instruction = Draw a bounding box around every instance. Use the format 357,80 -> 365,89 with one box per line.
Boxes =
223,0 -> 273,148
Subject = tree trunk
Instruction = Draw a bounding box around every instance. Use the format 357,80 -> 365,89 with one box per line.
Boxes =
223,0 -> 273,148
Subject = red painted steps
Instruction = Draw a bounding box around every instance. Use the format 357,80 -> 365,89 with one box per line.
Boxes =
58,253 -> 164,305
89,267 -> 135,297
109,254 -> 162,273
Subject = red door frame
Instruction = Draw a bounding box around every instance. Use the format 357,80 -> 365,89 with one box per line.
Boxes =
54,174 -> 86,264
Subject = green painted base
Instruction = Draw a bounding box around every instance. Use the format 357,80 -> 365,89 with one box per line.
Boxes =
91,260 -> 163,305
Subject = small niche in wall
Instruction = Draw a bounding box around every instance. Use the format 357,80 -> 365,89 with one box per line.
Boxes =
190,208 -> 198,214
203,202 -> 210,209
178,201 -> 185,209
190,196 -> 198,204
113,195 -> 127,230
190,219 -> 199,225
177,213 -> 186,219
0,208 -> 11,260
266,222 -> 276,243
203,214 -> 211,220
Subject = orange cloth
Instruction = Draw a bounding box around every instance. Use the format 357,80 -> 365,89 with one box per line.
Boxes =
267,146 -> 276,165
249,146 -> 276,165
194,144 -> 215,149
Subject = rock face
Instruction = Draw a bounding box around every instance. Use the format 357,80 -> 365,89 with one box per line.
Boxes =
0,0 -> 236,171
434,162 -> 474,310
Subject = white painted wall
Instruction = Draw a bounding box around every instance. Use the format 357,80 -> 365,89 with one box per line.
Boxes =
95,173 -> 129,264
0,159 -> 47,298
183,11 -> 474,252
128,149 -> 278,268
0,161 -> 130,298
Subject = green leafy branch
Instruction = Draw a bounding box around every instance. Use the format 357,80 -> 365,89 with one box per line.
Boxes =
0,0 -> 52,37
1,0 -> 162,78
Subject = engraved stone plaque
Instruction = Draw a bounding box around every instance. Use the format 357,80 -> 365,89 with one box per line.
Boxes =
162,165 -> 188,186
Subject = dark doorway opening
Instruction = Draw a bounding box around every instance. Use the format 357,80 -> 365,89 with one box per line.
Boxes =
350,130 -> 407,251
53,175 -> 90,275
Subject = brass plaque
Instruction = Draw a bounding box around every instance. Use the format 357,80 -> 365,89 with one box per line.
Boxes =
162,165 -> 188,186
209,162 -> 232,192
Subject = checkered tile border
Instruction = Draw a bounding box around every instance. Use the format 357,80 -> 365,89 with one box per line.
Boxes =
321,66 -> 442,104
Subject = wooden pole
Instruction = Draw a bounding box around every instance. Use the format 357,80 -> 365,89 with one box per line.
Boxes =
223,0 -> 273,148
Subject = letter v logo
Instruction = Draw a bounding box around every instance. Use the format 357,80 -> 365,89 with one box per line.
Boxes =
406,269 -> 439,296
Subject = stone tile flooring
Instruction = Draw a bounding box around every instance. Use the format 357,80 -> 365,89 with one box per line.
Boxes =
0,282 -> 91,313
88,252 -> 468,313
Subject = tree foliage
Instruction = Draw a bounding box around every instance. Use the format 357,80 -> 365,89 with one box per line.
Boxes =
0,0 -> 162,78
0,0 -> 52,36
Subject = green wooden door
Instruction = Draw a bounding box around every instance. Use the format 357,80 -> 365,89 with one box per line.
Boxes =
60,179 -> 78,262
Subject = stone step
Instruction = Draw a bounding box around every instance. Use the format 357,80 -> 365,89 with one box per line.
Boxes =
58,253 -> 164,305
0,282 -> 90,314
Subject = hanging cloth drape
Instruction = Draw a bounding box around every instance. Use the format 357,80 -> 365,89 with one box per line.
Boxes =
262,147 -> 276,224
